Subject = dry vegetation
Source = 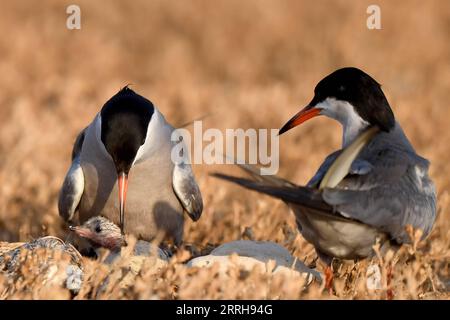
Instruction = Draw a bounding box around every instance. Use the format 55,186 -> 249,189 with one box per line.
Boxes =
0,0 -> 449,299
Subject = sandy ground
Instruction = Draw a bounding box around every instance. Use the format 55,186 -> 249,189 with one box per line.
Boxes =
0,0 -> 448,299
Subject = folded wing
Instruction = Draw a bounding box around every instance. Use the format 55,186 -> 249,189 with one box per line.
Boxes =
58,128 -> 86,222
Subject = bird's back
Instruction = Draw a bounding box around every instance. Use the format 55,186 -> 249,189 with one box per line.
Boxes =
307,123 -> 436,243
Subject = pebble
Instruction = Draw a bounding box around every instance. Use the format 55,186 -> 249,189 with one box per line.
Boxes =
188,240 -> 322,284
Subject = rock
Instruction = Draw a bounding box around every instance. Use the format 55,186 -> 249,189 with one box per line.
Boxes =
366,264 -> 382,290
0,236 -> 84,294
187,240 -> 322,284
66,264 -> 84,292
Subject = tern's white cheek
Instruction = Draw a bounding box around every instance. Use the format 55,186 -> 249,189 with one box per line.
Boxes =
94,115 -> 115,161
316,98 -> 354,123
133,109 -> 162,164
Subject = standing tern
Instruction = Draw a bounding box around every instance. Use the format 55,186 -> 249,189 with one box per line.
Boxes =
58,87 -> 203,246
213,67 -> 436,286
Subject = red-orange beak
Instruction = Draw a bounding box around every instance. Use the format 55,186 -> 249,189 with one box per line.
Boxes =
279,105 -> 321,135
118,172 -> 128,233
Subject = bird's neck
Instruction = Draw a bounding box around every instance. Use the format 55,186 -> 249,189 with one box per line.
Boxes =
341,117 -> 369,148
331,102 -> 369,148
317,98 -> 370,148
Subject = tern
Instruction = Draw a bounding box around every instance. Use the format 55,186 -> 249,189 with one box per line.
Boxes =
58,87 -> 203,246
214,67 -> 436,288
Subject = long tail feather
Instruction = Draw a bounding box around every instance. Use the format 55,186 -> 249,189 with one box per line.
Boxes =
211,173 -> 331,212
233,163 -> 297,187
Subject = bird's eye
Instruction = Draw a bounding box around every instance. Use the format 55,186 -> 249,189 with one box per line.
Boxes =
339,85 -> 346,92
95,225 -> 102,233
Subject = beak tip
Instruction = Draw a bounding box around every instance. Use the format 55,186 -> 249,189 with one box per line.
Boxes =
278,127 -> 287,136
117,172 -> 129,233
279,105 -> 320,136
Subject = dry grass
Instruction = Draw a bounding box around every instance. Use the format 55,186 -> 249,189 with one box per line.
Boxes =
0,0 -> 449,299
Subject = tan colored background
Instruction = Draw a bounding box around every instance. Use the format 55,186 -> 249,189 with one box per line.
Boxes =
0,0 -> 448,299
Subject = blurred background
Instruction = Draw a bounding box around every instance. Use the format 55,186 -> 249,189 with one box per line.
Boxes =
0,0 -> 448,277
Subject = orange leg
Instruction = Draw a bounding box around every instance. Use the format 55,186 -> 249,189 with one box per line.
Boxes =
325,265 -> 334,295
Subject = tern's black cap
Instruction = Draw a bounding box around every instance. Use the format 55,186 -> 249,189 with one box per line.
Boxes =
100,86 -> 154,174
310,67 -> 395,132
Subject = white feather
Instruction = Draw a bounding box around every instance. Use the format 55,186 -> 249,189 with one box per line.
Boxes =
93,114 -> 114,161
58,157 -> 85,221
133,107 -> 168,165
316,97 -> 369,148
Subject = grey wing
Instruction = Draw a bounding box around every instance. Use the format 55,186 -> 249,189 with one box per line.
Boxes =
212,173 -> 352,222
307,150 -> 341,187
307,150 -> 374,188
71,127 -> 87,161
173,162 -> 203,222
234,163 -> 296,187
322,148 -> 437,243
58,128 -> 86,222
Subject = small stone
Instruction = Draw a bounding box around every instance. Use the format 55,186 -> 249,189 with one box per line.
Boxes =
366,264 -> 382,290
65,265 -> 83,293
187,240 -> 322,284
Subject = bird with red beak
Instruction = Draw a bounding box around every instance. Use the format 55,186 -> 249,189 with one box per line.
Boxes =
214,67 -> 436,294
59,87 -> 203,246
279,67 -> 395,148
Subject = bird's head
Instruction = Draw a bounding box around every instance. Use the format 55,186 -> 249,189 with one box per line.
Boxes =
99,86 -> 156,231
279,67 -> 395,137
69,216 -> 125,251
